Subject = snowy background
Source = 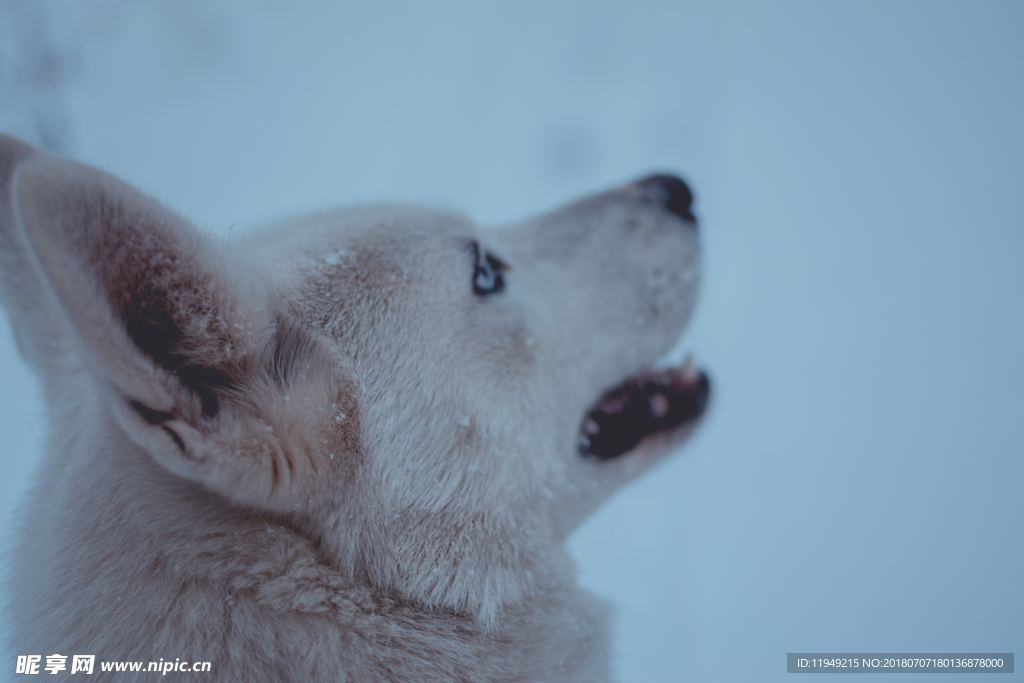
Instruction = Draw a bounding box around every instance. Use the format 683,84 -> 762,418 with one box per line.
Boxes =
1,1 -> 1022,681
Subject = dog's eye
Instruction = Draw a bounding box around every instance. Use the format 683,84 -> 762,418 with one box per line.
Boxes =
471,242 -> 508,296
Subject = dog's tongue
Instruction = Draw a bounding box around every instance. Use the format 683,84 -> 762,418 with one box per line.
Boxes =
579,357 -> 710,460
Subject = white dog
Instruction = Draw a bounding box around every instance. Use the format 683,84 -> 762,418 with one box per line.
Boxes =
0,133 -> 708,681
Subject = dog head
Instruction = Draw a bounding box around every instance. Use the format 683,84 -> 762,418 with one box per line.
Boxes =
2,137 -> 708,625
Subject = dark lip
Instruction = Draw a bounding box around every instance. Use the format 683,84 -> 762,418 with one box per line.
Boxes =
578,367 -> 711,460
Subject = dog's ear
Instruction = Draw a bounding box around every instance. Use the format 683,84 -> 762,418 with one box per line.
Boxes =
9,154 -> 316,502
0,134 -> 65,371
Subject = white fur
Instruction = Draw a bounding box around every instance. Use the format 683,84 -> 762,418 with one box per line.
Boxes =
0,133 -> 702,681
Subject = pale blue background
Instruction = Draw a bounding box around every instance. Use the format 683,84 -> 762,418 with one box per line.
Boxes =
1,2 -> 1021,681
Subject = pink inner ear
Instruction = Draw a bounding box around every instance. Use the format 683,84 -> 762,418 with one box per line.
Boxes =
12,154 -> 246,419
121,293 -> 236,419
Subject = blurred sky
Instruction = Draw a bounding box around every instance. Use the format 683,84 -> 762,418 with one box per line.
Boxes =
1,1 -> 1022,681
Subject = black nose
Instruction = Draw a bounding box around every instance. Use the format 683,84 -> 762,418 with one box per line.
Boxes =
636,174 -> 695,223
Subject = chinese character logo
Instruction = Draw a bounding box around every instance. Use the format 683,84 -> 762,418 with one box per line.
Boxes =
16,655 -> 41,675
71,655 -> 95,674
44,654 -> 67,675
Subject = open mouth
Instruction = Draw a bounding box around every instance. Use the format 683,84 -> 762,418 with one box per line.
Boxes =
578,355 -> 710,460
